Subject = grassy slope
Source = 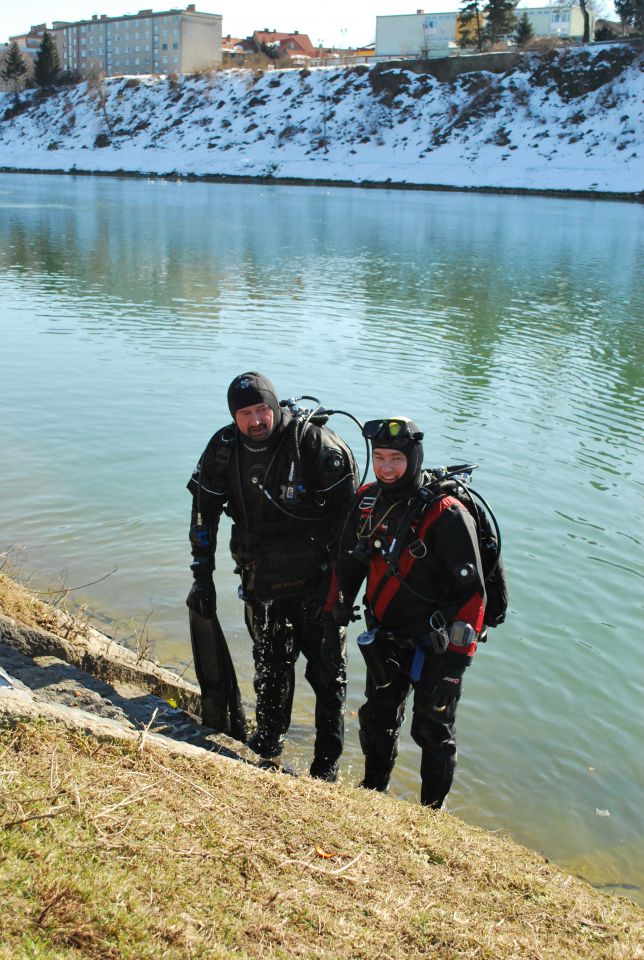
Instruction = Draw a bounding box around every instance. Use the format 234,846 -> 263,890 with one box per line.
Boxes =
1,572 -> 642,959
1,720 -> 642,960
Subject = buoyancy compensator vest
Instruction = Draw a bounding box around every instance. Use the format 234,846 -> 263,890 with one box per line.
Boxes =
351,465 -> 508,631
220,399 -> 356,603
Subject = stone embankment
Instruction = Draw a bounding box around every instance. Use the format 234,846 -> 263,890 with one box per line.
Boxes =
0,582 -> 258,765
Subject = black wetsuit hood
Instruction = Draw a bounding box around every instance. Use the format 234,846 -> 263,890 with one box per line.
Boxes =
372,417 -> 424,498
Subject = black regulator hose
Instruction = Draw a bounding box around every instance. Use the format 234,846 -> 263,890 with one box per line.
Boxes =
324,409 -> 371,487
258,401 -> 366,524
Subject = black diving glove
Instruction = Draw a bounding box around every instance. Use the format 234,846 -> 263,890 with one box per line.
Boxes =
330,600 -> 361,627
186,567 -> 216,619
427,658 -> 467,713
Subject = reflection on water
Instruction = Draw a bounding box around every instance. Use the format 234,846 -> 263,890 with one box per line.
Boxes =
1,173 -> 642,903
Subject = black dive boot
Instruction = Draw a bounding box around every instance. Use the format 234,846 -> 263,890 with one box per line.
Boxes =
246,730 -> 285,759
309,712 -> 343,783
419,748 -> 456,809
309,757 -> 339,783
359,755 -> 395,793
201,695 -> 224,730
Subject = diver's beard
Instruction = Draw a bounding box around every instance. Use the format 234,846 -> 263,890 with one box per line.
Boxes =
248,424 -> 270,439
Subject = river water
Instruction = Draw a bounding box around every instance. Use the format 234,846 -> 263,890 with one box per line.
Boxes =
1,172 -> 642,904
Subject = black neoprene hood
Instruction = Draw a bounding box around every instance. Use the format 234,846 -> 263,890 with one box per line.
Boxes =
371,417 -> 424,495
227,372 -> 280,423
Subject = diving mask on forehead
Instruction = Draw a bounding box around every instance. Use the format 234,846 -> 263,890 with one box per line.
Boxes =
362,419 -> 424,443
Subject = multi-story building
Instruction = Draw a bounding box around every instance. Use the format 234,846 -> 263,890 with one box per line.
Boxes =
517,3 -> 596,39
8,23 -> 47,54
376,4 -> 596,58
51,5 -> 222,78
376,10 -> 458,59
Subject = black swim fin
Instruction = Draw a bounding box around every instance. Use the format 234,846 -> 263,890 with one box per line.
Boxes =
188,608 -> 247,742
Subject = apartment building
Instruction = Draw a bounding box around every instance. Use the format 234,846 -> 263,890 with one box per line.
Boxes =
517,3 -> 596,39
8,23 -> 47,54
51,5 -> 222,78
376,4 -> 595,58
376,11 -> 459,59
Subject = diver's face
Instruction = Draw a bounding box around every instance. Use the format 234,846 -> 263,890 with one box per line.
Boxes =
373,448 -> 407,484
235,403 -> 274,440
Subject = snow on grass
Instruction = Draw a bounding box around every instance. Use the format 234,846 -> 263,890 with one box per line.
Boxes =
0,45 -> 642,194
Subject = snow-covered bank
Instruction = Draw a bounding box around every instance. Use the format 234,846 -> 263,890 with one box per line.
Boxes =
0,44 -> 642,196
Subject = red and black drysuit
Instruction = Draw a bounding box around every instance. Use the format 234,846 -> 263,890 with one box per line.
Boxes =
329,477 -> 486,807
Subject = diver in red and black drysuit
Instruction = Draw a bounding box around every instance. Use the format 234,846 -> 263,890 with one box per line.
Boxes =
187,372 -> 358,782
325,417 -> 486,807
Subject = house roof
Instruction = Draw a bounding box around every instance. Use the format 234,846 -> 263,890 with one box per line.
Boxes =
222,36 -> 255,52
252,31 -> 317,57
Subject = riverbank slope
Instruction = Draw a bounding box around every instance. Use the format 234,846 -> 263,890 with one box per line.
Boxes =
1,572 -> 642,959
0,44 -> 641,196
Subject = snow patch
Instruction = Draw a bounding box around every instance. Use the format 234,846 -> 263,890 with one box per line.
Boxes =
0,46 -> 642,195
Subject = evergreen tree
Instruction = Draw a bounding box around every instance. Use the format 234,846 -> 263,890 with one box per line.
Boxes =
260,42 -> 281,61
483,0 -> 518,44
614,0 -> 644,32
34,30 -> 60,87
594,23 -> 618,39
1,40 -> 28,98
514,12 -> 535,46
459,0 -> 485,50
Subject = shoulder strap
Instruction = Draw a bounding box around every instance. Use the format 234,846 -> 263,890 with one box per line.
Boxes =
213,426 -> 236,472
367,494 -> 445,618
386,480 -> 444,566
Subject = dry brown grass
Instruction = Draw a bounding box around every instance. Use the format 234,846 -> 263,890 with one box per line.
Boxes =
0,567 -> 91,641
0,718 -> 641,960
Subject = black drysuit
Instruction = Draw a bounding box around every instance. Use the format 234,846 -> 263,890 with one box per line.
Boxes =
330,478 -> 486,806
188,410 -> 358,771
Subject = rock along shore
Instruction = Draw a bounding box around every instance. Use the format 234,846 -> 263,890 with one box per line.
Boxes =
0,574 -> 263,766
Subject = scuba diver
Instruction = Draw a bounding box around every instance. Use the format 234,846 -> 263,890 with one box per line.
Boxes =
325,416 -> 506,807
187,372 -> 359,782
